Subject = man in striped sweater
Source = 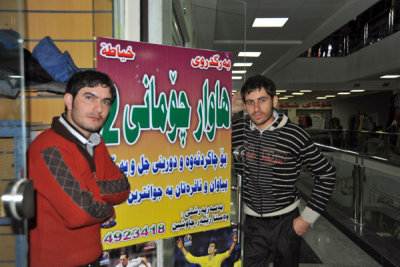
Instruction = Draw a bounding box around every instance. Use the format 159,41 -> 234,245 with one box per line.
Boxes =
232,75 -> 336,266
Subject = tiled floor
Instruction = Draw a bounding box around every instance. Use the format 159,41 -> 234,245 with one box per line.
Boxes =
300,203 -> 381,267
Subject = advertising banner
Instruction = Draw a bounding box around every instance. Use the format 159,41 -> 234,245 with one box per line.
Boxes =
97,37 -> 232,250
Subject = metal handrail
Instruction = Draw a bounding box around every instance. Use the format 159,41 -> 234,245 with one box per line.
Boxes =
315,142 -> 400,168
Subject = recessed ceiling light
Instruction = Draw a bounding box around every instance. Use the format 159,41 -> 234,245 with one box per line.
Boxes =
276,92 -> 280,95
300,90 -> 312,93
316,97 -> 327,99
350,89 -> 365,92
276,90 -> 287,93
232,70 -> 247,74
337,92 -> 351,95
325,95 -> 336,98
380,75 -> 400,79
292,92 -> 304,95
238,52 -> 261,57
253,18 -> 288,27
285,95 -> 294,98
232,76 -> 242,80
233,62 -> 253,67
279,97 -> 289,100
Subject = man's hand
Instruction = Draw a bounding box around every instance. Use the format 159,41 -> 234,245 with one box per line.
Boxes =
176,238 -> 183,249
176,238 -> 188,256
293,216 -> 310,236
232,233 -> 238,243
232,91 -> 244,114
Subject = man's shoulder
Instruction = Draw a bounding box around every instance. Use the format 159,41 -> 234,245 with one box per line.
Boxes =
29,127 -> 69,151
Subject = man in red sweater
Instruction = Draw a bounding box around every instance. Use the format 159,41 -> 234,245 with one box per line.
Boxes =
28,70 -> 131,266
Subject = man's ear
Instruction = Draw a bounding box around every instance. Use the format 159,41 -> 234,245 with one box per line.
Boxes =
272,95 -> 279,108
64,93 -> 73,112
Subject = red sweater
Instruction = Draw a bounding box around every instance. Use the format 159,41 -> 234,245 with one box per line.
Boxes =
28,117 -> 130,266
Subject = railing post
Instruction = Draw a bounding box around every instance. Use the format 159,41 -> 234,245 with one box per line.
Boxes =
352,157 -> 361,223
359,158 -> 365,225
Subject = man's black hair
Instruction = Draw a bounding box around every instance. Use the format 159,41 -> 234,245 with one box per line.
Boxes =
65,70 -> 117,104
120,251 -> 129,258
240,74 -> 276,102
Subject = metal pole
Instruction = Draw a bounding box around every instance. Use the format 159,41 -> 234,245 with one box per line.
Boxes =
359,158 -> 365,225
352,157 -> 360,223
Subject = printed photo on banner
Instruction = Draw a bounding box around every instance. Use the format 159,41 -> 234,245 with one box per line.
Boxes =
175,227 -> 241,267
100,241 -> 156,267
97,37 -> 232,249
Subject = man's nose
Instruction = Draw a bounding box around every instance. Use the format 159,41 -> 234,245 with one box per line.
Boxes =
94,100 -> 103,113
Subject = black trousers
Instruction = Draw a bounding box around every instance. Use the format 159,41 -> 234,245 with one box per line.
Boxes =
243,208 -> 301,267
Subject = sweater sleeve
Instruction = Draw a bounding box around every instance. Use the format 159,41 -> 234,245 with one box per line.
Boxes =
95,141 -> 130,205
300,136 -> 336,221
29,145 -> 113,229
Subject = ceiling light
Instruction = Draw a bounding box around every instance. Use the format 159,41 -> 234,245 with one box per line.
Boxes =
350,89 -> 365,92
279,97 -> 289,100
316,97 -> 327,100
276,92 -> 280,95
325,95 -> 336,98
232,76 -> 242,80
276,90 -> 287,93
232,70 -> 246,74
300,90 -> 312,93
233,62 -> 253,67
238,52 -> 261,57
380,75 -> 400,79
285,95 -> 294,98
292,92 -> 304,95
253,18 -> 288,27
337,92 -> 351,95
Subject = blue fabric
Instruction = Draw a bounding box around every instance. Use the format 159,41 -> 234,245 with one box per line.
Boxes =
32,36 -> 79,82
0,29 -> 20,50
63,50 -> 81,74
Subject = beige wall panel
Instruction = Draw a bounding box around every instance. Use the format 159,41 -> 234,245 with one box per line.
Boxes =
26,98 -> 64,124
0,13 -> 21,32
94,13 -> 113,38
25,13 -> 93,40
26,0 -> 92,11
94,0 -> 113,11
0,236 -> 15,261
24,40 -> 94,69
0,2 -> 19,9
0,98 -> 21,121
0,262 -> 15,267
0,139 -> 14,153
0,155 -> 14,179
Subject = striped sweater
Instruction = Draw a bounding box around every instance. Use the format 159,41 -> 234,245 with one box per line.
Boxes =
232,111 -> 336,223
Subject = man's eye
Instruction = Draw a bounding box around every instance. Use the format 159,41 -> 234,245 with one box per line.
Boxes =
85,95 -> 93,101
245,100 -> 253,105
103,100 -> 111,106
259,98 -> 267,103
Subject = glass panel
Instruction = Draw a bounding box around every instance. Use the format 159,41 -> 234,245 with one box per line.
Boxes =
0,0 -> 29,266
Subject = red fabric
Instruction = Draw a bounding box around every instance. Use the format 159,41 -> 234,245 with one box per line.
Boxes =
28,127 -> 130,267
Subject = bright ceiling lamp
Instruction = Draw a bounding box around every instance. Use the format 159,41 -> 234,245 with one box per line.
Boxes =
238,52 -> 261,57
380,75 -> 400,79
316,97 -> 327,99
233,62 -> 253,67
276,90 -> 287,93
350,89 -> 365,92
232,76 -> 242,80
253,18 -> 288,27
337,92 -> 351,95
232,70 -> 246,74
279,97 -> 289,100
300,90 -> 312,93
325,95 -> 336,98
292,92 -> 304,95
